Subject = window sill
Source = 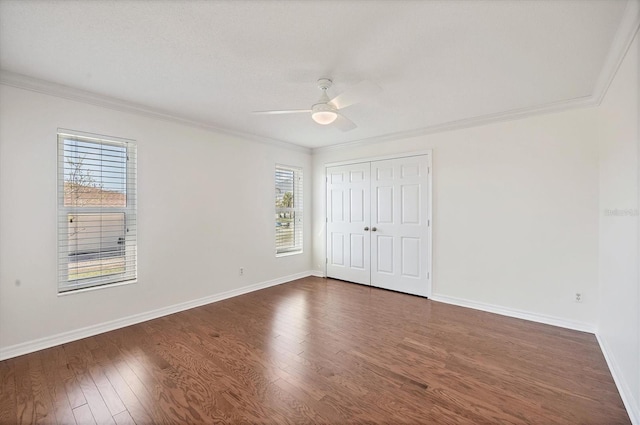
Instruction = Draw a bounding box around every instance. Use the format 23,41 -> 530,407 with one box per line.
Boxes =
58,279 -> 138,296
276,250 -> 303,258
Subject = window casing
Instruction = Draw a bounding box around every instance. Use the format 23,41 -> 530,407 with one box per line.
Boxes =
57,130 -> 137,293
275,165 -> 303,255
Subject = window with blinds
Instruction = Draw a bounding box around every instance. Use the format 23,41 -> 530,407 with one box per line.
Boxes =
275,165 -> 303,255
57,130 -> 137,293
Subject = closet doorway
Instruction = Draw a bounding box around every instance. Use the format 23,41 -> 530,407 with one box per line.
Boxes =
326,153 -> 432,297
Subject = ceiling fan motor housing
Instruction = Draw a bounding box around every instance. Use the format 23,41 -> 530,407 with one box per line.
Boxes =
317,78 -> 333,90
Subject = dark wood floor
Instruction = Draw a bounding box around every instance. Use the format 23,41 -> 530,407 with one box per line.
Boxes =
0,277 -> 630,424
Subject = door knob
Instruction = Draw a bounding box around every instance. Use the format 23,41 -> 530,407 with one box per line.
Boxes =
371,227 -> 377,232
364,227 -> 369,231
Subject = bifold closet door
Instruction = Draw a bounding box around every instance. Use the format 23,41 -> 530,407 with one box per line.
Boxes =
326,162 -> 371,285
370,157 -> 430,297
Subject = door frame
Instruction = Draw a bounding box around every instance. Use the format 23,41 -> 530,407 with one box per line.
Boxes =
324,150 -> 433,297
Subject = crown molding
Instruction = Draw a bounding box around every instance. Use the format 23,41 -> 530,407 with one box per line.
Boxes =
312,94 -> 596,154
592,0 -> 640,105
0,70 -> 311,155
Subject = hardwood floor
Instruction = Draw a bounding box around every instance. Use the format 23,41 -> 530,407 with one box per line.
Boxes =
0,277 -> 630,424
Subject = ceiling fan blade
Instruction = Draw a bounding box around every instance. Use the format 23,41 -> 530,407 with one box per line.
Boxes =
329,80 -> 381,110
252,109 -> 311,115
333,113 -> 357,132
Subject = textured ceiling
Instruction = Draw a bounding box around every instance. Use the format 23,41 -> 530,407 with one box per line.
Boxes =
0,0 -> 633,149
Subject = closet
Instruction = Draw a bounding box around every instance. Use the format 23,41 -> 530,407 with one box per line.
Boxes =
326,153 -> 432,297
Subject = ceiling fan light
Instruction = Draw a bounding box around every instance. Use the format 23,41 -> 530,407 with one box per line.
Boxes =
312,110 -> 337,125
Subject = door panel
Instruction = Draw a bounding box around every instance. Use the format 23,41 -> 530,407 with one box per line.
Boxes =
376,186 -> 394,223
330,189 -> 344,221
376,165 -> 394,181
370,156 -> 430,296
401,163 -> 420,178
326,163 -> 371,285
350,189 -> 364,222
376,236 -> 394,274
350,234 -> 365,269
401,237 -> 420,277
401,184 -> 420,224
350,170 -> 366,182
330,233 -> 345,265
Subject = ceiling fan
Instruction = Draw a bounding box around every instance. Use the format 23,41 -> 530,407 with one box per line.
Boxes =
252,78 -> 381,132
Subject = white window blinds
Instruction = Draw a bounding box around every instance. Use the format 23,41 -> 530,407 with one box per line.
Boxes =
57,130 -> 137,293
275,165 -> 303,255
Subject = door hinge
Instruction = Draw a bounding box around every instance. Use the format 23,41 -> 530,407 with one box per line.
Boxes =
326,258 -> 328,264
326,217 -> 328,223
427,272 -> 430,279
428,219 -> 430,227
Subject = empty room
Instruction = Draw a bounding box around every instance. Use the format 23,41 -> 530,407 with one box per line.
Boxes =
0,0 -> 639,424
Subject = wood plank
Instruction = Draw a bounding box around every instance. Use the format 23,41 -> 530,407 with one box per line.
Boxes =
63,343 -> 116,425
49,345 -> 87,411
26,352 -> 56,424
82,346 -> 126,417
13,355 -> 35,425
72,404 -> 96,425
111,410 -> 135,425
101,343 -> 171,424
88,337 -> 154,425
38,347 -> 77,425
0,359 -> 17,424
0,277 -> 631,424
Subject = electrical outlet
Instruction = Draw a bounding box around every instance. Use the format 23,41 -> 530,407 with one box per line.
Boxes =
239,267 -> 244,276
575,292 -> 582,303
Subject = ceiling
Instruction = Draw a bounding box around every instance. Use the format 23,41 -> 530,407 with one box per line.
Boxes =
0,0 -> 635,149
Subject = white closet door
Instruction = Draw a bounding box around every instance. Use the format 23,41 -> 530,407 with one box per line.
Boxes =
371,156 -> 430,296
326,163 -> 371,285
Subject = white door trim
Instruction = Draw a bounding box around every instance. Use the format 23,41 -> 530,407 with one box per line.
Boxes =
324,149 -> 433,168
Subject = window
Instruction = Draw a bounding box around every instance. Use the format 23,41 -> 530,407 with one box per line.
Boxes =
57,130 -> 137,293
275,165 -> 303,255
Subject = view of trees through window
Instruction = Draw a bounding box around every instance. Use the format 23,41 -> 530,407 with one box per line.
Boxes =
275,166 -> 302,254
61,137 -> 129,284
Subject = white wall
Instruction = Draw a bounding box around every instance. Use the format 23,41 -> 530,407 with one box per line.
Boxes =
0,85 -> 312,354
597,30 -> 640,423
312,107 -> 601,330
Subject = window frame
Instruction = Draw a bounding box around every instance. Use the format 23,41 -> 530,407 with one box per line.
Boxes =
275,164 -> 303,256
57,129 -> 137,293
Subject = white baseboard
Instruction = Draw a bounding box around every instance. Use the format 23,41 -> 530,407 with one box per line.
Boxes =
430,293 -> 596,333
310,269 -> 325,277
596,334 -> 640,425
0,270 -> 317,361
